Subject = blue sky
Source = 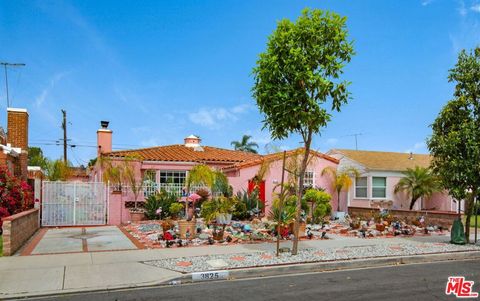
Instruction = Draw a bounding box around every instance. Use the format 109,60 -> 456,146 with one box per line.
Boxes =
0,0 -> 479,166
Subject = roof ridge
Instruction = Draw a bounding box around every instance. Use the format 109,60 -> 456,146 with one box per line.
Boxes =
335,149 -> 431,156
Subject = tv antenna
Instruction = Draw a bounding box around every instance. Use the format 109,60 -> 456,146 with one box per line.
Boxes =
343,133 -> 363,150
0,62 -> 26,107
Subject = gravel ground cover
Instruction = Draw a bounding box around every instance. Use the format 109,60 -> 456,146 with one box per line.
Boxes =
144,242 -> 480,273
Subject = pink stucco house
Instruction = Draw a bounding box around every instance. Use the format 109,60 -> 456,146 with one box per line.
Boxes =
91,122 -> 339,224
327,149 -> 458,213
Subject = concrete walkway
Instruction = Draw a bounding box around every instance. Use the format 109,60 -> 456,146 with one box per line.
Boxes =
0,233 -> 457,299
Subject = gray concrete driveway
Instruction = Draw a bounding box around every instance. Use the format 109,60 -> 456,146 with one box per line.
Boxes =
26,226 -> 138,255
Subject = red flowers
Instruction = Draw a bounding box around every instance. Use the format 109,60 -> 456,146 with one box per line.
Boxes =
0,167 -> 34,221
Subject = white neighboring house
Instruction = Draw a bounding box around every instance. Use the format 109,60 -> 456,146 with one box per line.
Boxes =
327,149 -> 458,212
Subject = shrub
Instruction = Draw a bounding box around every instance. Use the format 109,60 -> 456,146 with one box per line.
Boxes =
169,203 -> 184,219
0,168 -> 34,228
233,190 -> 263,217
232,201 -> 249,220
144,189 -> 177,220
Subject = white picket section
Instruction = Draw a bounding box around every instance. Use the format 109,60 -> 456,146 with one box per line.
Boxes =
41,181 -> 106,226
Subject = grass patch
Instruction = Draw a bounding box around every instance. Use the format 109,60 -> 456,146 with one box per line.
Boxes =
463,215 -> 480,228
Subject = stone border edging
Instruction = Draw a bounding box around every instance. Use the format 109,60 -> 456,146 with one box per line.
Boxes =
165,250 -> 480,284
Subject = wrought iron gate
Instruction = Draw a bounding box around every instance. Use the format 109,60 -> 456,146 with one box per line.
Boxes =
41,182 -> 106,226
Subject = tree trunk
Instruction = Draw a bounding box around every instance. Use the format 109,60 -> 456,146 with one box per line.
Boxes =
337,189 -> 341,212
277,151 -> 287,257
409,197 -> 417,210
292,131 -> 312,255
465,193 -> 475,242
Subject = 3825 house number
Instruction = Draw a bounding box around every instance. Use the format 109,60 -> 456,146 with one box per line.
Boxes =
192,271 -> 229,282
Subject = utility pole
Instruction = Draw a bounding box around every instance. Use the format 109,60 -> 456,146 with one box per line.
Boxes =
61,109 -> 67,163
0,62 -> 26,107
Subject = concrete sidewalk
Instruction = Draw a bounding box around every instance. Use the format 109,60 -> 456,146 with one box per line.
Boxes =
0,233 -> 469,299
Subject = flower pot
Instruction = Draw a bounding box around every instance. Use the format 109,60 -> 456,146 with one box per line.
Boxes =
178,220 -> 196,239
213,229 -> 224,241
216,213 -> 232,225
376,224 -> 386,232
288,222 -> 307,237
130,211 -> 145,223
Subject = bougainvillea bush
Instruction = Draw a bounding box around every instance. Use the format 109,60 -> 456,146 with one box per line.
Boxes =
0,167 -> 34,228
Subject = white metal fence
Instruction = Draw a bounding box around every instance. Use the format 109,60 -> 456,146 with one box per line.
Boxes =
41,181 -> 106,226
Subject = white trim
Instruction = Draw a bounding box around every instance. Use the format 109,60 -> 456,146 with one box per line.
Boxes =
7,107 -> 27,113
371,176 -> 387,198
354,176 -> 368,198
97,129 -> 112,133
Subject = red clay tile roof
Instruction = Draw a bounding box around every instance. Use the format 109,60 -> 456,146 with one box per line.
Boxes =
103,145 -> 262,164
222,148 -> 339,170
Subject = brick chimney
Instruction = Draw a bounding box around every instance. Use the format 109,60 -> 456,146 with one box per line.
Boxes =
7,108 -> 29,178
7,108 -> 28,149
97,120 -> 112,157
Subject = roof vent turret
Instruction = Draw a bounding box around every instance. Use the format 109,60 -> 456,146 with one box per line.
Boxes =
184,135 -> 201,148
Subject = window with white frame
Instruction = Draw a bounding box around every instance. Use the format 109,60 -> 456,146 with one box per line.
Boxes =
143,170 -> 157,197
304,171 -> 315,188
159,170 -> 187,185
355,177 -> 368,198
372,177 -> 387,198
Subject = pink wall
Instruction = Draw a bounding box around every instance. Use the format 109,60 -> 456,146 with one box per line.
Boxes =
227,156 -> 338,214
345,175 -> 454,212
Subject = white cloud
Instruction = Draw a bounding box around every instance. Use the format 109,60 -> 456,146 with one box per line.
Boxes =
422,0 -> 434,6
35,72 -> 68,107
188,104 -> 252,129
404,142 -> 427,154
471,3 -> 480,12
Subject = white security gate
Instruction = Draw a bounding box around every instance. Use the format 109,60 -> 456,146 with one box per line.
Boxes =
41,182 -> 106,226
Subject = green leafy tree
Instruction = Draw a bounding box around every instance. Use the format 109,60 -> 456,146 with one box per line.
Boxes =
393,166 -> 441,210
427,47 -> 480,242
303,188 -> 332,223
252,8 -> 354,254
231,135 -> 259,153
45,159 -> 72,181
28,147 -> 48,170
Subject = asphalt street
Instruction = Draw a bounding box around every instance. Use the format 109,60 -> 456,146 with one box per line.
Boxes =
32,259 -> 480,301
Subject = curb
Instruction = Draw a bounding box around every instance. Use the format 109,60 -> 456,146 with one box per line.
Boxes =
2,251 -> 480,299
167,250 -> 480,284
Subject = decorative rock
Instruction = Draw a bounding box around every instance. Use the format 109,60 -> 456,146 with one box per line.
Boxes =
198,233 -> 210,240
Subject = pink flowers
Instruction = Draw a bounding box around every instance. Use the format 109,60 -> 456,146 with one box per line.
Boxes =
0,167 -> 34,223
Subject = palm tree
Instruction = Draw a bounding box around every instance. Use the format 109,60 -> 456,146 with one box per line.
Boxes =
231,135 -> 259,153
394,166 -> 441,210
321,166 -> 360,212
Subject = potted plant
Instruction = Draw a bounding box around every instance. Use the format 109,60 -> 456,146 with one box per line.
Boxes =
269,196 -> 296,256
178,164 -> 216,238
161,219 -> 174,233
200,197 -> 236,241
169,203 -> 183,220
285,195 -> 309,237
